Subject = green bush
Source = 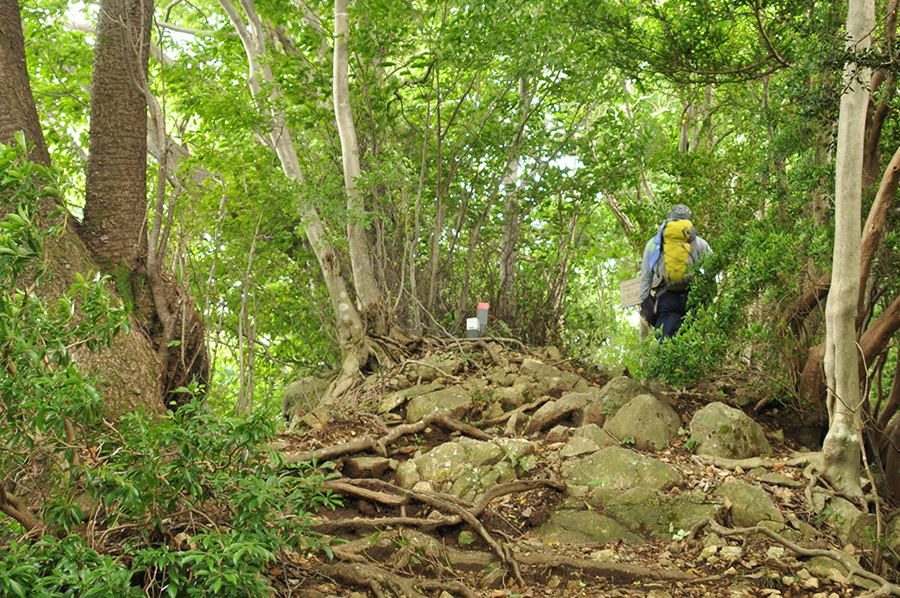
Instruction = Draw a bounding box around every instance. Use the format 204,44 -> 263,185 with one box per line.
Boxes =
0,138 -> 340,597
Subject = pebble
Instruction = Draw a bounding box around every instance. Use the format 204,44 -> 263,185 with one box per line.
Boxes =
765,546 -> 786,560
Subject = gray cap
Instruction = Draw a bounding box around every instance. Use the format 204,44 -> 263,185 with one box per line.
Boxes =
668,204 -> 692,220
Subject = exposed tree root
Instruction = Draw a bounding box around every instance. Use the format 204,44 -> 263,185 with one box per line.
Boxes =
690,517 -> 900,597
0,485 -> 41,533
286,412 -> 493,464
514,551 -> 698,583
695,452 -> 819,471
483,396 -> 552,427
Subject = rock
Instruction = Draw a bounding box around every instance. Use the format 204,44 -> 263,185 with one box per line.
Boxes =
343,457 -> 392,478
559,436 -> 600,459
281,376 -> 332,420
583,376 -> 648,426
562,447 -> 681,502
495,382 -> 539,410
519,358 -> 587,394
689,402 -> 772,459
572,424 -> 619,449
410,353 -> 464,383
603,394 -> 680,452
712,481 -> 784,526
378,382 -> 443,413
601,487 -> 722,540
524,392 -> 594,434
546,425 -> 572,443
537,509 -> 643,545
396,437 -> 535,500
720,546 -> 742,561
405,385 -> 473,423
823,496 -> 878,551
484,401 -> 505,420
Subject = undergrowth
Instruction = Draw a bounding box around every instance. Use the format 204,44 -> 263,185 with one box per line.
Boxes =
0,138 -> 340,597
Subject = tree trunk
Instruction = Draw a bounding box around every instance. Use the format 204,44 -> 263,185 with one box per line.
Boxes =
0,0 -> 163,418
82,0 -> 152,272
0,0 -> 49,167
821,0 -> 874,499
497,77 -> 531,323
219,0 -> 368,395
333,0 -> 386,334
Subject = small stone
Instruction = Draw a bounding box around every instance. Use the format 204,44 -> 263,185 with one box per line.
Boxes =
412,481 -> 434,492
590,549 -> 618,562
734,466 -> 745,475
699,545 -> 719,560
720,546 -> 742,560
546,425 -> 571,443
765,546 -> 786,561
781,575 -> 797,586
796,568 -> 812,581
802,577 -> 820,590
547,575 -> 561,589
438,592 -> 454,598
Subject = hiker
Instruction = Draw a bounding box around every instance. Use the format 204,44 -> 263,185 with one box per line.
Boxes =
639,204 -> 711,338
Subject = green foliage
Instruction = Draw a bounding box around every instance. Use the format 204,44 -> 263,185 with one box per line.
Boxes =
0,142 -> 338,597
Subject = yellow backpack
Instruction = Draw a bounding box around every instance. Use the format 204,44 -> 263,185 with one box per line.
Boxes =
661,219 -> 695,290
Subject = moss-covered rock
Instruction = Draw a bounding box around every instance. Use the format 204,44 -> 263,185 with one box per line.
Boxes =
405,385 -> 473,422
712,481 -> 784,527
562,447 -> 681,502
603,487 -> 722,540
537,509 -> 643,545
689,402 -> 772,459
603,394 -> 680,452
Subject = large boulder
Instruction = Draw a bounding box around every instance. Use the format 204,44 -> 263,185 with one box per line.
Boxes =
396,437 -> 535,500
603,488 -> 722,540
562,447 -> 681,502
538,509 -> 643,545
712,481 -> 784,527
583,376 -> 648,426
603,394 -> 680,452
689,402 -> 772,459
405,385 -> 473,423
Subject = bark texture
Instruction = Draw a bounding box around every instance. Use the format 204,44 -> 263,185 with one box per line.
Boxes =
0,0 -> 49,166
0,0 -> 162,417
82,0 -> 152,271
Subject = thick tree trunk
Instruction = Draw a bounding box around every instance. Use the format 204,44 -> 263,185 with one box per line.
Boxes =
333,0 -> 386,334
0,0 -> 49,167
0,0 -> 163,418
82,0 -> 152,272
821,0 -> 874,499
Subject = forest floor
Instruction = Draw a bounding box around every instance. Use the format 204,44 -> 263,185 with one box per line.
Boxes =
271,342 -> 898,598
